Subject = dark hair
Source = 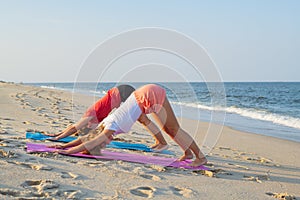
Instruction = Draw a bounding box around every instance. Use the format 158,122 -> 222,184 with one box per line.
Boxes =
116,84 -> 135,102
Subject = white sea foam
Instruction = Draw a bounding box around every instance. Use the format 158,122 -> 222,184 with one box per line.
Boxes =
88,90 -> 107,96
171,101 -> 300,130
171,101 -> 215,111
40,85 -> 72,93
225,107 -> 300,130
40,85 -> 58,90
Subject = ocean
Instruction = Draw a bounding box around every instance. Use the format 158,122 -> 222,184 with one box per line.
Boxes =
26,82 -> 300,142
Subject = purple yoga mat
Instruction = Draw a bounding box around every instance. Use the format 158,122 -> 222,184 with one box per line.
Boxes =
26,143 -> 209,170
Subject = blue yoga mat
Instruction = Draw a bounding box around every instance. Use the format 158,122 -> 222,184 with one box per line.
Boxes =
26,132 -> 76,143
26,132 -> 174,155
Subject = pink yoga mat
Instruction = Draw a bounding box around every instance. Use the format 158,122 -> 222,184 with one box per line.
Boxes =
26,143 -> 209,170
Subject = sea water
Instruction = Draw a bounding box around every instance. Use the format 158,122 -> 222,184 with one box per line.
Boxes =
27,82 -> 300,142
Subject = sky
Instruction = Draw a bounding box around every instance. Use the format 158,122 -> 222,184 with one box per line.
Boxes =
0,0 -> 299,82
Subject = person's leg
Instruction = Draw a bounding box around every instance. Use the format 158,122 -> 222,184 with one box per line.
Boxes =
151,104 -> 193,159
137,113 -> 168,150
45,116 -> 93,140
153,97 -> 207,166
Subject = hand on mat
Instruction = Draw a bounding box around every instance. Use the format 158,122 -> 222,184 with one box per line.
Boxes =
48,144 -> 64,149
43,132 -> 60,137
55,149 -> 69,154
48,137 -> 59,141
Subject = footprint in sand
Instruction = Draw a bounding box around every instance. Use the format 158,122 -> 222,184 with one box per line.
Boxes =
36,107 -> 46,112
0,188 -> 29,198
0,160 -> 7,165
0,139 -> 24,148
0,187 -> 49,199
54,110 -> 61,114
227,163 -> 250,170
170,186 -> 193,198
244,156 -> 273,164
0,149 -> 18,158
140,174 -> 161,181
130,186 -> 156,198
41,113 -> 49,117
0,117 -> 15,121
266,192 -> 296,200
59,117 -> 68,121
9,161 -> 52,171
0,141 -> 7,147
51,124 -> 61,128
243,174 -> 270,183
58,190 -> 83,199
1,181 -> 80,199
49,120 -> 59,125
25,157 -> 37,162
15,93 -> 25,98
23,121 -> 33,125
61,172 -> 79,179
0,130 -> 9,135
21,180 -> 59,192
146,164 -> 166,172
24,102 -> 31,106
62,108 -> 72,111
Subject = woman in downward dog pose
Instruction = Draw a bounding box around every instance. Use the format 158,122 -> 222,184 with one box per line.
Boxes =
45,84 -> 135,140
55,84 -> 207,167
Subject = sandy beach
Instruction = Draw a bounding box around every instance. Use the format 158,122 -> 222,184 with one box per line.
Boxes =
0,81 -> 299,199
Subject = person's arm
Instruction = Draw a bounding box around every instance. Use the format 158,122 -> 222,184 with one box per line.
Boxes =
58,129 -> 114,154
44,125 -> 77,137
50,125 -> 77,140
43,131 -> 63,137
48,137 -> 83,149
49,117 -> 93,140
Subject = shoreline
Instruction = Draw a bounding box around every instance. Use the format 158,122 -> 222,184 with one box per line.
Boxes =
223,123 -> 300,144
24,82 -> 300,143
0,82 -> 299,199
11,81 -> 300,146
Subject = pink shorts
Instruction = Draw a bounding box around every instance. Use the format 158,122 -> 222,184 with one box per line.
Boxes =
134,84 -> 166,114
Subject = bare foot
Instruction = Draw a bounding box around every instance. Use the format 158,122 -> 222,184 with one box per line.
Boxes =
151,144 -> 168,152
150,141 -> 167,148
178,153 -> 193,161
81,150 -> 91,155
189,157 -> 208,167
150,143 -> 159,149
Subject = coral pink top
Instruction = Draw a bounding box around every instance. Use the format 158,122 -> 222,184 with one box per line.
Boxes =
83,87 -> 121,124
134,84 -> 166,114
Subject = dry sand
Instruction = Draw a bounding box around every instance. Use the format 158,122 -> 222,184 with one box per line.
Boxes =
0,82 -> 299,199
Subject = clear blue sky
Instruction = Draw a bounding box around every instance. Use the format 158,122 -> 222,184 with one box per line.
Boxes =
0,0 -> 299,82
